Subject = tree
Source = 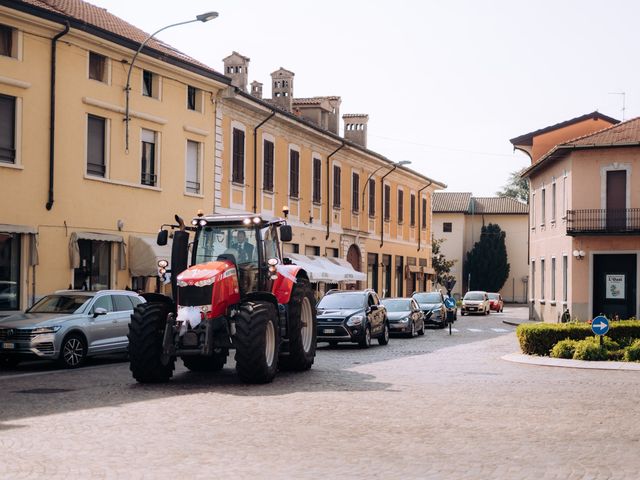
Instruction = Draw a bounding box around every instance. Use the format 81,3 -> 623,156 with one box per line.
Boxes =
431,237 -> 456,288
464,223 -> 510,292
496,168 -> 529,203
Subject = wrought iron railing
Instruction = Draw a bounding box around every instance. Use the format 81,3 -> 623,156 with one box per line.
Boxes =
566,209 -> 640,235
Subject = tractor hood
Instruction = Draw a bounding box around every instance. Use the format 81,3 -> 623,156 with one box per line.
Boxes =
176,260 -> 236,287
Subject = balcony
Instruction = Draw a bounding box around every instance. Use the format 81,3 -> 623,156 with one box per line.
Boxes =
566,209 -> 640,236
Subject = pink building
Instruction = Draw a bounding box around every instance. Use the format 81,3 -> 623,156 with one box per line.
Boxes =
517,118 -> 640,322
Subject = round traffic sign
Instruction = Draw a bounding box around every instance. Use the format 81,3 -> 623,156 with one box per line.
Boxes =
591,315 -> 610,335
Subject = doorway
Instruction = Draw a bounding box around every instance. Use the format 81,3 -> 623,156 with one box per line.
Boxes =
606,170 -> 626,230
593,254 -> 637,319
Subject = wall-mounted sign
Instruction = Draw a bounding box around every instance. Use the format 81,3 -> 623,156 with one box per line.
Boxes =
606,274 -> 625,299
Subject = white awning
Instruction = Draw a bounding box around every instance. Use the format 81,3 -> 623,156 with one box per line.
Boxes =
128,235 -> 172,277
286,254 -> 366,283
0,224 -> 37,234
69,231 -> 126,270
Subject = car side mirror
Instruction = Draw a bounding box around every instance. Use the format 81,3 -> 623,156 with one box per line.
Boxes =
157,229 -> 168,246
279,225 -> 293,242
93,307 -> 107,318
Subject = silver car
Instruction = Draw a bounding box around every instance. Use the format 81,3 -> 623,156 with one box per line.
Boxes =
0,290 -> 145,368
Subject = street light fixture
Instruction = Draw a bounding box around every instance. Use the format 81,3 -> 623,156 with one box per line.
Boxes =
124,11 -> 219,152
380,160 -> 411,247
361,160 -> 411,213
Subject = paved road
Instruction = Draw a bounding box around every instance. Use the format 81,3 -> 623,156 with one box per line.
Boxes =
1,306 -> 638,479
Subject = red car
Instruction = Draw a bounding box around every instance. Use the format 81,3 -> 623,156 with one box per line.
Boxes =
487,293 -> 504,312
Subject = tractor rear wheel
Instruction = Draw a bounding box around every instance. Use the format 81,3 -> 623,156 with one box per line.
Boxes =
182,348 -> 228,372
129,302 -> 175,383
279,278 -> 317,371
234,302 -> 279,384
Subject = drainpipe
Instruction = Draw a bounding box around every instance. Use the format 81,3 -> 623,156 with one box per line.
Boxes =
46,22 -> 70,211
416,181 -> 432,251
252,110 -> 276,213
380,164 -> 400,247
326,142 -> 345,240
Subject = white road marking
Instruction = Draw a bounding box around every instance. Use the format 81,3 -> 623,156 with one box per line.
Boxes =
450,328 -> 459,332
491,328 -> 509,332
467,328 -> 483,332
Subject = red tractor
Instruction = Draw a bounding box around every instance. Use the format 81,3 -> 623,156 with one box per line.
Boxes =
128,212 -> 317,384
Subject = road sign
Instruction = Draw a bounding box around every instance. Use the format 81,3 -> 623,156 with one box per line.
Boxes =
591,316 -> 610,335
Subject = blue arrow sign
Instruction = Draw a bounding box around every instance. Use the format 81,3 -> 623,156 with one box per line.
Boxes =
591,315 -> 610,335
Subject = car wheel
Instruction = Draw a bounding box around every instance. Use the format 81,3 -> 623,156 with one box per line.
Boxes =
417,322 -> 425,336
58,334 -> 87,368
407,321 -> 416,338
485,307 -> 490,316
359,326 -> 372,349
378,323 -> 390,346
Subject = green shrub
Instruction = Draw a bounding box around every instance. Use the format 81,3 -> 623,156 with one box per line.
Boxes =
517,320 -> 640,356
550,339 -> 579,359
573,338 -> 608,361
624,339 -> 640,362
607,349 -> 626,361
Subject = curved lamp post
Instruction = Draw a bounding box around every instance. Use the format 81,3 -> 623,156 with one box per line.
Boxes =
124,11 -> 219,152
361,160 -> 411,213
380,160 -> 411,247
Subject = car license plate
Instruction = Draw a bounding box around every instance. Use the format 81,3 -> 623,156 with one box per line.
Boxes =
469,307 -> 476,311
323,328 -> 335,334
2,342 -> 15,350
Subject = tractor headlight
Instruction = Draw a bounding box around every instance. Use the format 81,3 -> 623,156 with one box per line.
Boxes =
158,259 -> 169,268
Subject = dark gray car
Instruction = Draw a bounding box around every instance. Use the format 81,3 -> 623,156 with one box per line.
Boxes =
412,291 -> 447,328
0,290 -> 145,368
381,297 -> 425,337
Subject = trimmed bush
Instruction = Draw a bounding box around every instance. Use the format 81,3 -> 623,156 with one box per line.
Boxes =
624,340 -> 640,362
573,338 -> 608,361
517,320 -> 640,356
550,339 -> 579,359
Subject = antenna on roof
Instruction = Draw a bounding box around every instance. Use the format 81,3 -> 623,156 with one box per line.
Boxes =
608,92 -> 626,121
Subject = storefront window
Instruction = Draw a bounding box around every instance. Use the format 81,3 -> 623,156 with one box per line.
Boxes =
0,233 -> 20,310
73,240 -> 111,290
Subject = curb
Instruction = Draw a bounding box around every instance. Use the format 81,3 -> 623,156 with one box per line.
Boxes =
502,319 -> 539,327
502,352 -> 640,371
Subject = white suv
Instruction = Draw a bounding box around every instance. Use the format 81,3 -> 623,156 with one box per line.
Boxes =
460,291 -> 490,316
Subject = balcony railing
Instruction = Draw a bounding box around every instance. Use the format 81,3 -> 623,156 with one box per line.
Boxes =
566,209 -> 640,235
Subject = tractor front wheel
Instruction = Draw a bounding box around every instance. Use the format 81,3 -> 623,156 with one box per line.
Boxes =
279,278 -> 317,371
234,302 -> 279,384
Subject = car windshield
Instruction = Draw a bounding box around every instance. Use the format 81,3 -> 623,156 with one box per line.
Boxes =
413,292 -> 441,303
488,293 -> 500,300
381,299 -> 411,312
195,225 -> 258,265
464,292 -> 485,301
27,294 -> 91,314
318,293 -> 364,310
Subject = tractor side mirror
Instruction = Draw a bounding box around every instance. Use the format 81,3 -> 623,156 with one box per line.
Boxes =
157,229 -> 168,246
279,225 -> 293,242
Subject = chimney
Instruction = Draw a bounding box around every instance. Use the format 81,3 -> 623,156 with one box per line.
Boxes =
343,114 -> 368,148
271,67 -> 294,111
251,81 -> 263,99
222,51 -> 250,92
327,96 -> 342,134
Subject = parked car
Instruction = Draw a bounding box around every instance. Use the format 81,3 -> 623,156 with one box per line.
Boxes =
488,293 -> 504,312
0,290 -> 145,368
444,294 -> 458,321
412,291 -> 447,328
381,297 -> 425,337
316,289 -> 390,348
460,291 -> 490,316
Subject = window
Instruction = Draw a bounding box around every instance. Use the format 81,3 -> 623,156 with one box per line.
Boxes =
397,189 -> 404,223
87,114 -> 106,177
89,52 -> 107,82
540,258 -> 545,301
443,222 -> 452,233
141,129 -> 157,186
0,233 -> 20,311
352,172 -> 360,212
0,94 -> 15,164
395,255 -> 404,297
187,85 -> 202,112
562,255 -> 568,303
186,140 -> 200,194
232,128 -> 244,184
551,183 -> 556,222
142,70 -> 153,97
333,165 -> 341,208
410,194 -> 416,226
531,261 -> 536,300
289,150 -> 299,198
312,158 -> 321,203
0,24 -> 15,58
384,184 -> 391,221
562,175 -> 567,220
73,240 -> 111,291
551,257 -> 556,302
368,179 -> 376,217
263,140 -> 274,192
541,188 -> 546,226
422,197 -> 427,229
531,192 -> 536,228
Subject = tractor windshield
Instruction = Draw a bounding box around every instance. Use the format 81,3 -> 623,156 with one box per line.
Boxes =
194,226 -> 258,266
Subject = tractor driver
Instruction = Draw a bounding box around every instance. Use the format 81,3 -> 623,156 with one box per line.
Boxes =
232,230 -> 255,264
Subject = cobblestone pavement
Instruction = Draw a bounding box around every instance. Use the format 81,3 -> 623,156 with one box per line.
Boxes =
1,306 -> 639,479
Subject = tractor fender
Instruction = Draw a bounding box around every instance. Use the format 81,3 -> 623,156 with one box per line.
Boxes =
243,292 -> 279,313
272,266 -> 308,305
140,293 -> 175,312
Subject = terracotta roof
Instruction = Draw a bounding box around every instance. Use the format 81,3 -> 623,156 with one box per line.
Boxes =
16,0 -> 224,78
472,197 -> 528,215
432,192 -> 472,213
509,111 -> 619,146
343,113 -> 368,119
522,117 -> 640,177
223,51 -> 250,62
292,97 -> 327,106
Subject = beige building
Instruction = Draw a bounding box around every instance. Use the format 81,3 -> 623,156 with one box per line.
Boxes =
432,193 -> 529,302
0,0 -> 444,315
517,118 -> 640,322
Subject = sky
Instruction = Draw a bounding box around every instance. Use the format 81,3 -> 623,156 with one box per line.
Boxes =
89,0 -> 639,196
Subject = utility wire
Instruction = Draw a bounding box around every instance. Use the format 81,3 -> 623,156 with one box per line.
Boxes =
369,134 -> 516,158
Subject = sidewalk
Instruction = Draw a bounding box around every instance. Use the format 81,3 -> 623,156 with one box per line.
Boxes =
503,352 -> 640,371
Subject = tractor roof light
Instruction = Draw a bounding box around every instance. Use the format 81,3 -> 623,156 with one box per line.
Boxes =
242,218 -> 252,225
252,216 -> 262,224
267,258 -> 279,266
191,219 -> 198,226
199,219 -> 207,226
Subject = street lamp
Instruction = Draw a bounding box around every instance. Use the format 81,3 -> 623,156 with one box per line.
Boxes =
124,11 -> 219,152
380,160 -> 411,247
361,160 -> 410,214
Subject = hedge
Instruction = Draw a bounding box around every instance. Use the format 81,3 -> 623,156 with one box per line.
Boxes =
516,321 -> 640,356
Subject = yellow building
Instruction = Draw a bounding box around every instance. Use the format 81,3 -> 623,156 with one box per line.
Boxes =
0,0 -> 444,315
